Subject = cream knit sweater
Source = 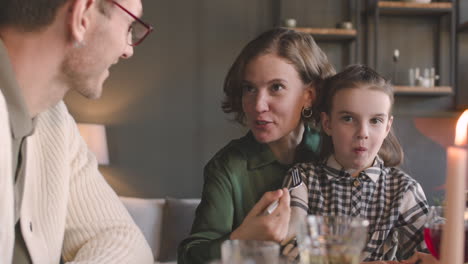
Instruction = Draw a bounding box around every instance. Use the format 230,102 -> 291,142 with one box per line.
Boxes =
0,91 -> 153,263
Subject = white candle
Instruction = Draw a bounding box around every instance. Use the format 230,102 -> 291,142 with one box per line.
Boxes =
440,110 -> 468,264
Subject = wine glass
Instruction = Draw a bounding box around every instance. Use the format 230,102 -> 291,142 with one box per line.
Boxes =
424,206 -> 468,262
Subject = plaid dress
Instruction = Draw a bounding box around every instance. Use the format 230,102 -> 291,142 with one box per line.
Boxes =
286,155 -> 429,261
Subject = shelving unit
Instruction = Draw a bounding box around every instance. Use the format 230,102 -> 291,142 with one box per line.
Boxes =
377,1 -> 453,15
278,0 -> 361,66
455,0 -> 467,108
291,28 -> 357,41
365,0 -> 456,96
458,21 -> 468,32
394,85 -> 454,96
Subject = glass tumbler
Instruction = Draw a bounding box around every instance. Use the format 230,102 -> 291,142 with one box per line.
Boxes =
296,215 -> 369,264
221,239 -> 280,264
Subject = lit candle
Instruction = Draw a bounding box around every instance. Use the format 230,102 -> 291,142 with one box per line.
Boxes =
440,110 -> 468,264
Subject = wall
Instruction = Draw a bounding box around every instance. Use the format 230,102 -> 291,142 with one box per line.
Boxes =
65,0 -> 272,198
65,0 -> 468,204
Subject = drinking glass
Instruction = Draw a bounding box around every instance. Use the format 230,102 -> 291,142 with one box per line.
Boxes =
296,215 -> 369,264
424,206 -> 468,262
221,240 -> 280,264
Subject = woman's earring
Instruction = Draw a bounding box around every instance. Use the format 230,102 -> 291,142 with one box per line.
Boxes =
302,107 -> 313,118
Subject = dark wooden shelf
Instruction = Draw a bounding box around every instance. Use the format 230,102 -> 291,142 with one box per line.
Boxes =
458,21 -> 468,33
291,27 -> 357,41
394,85 -> 453,96
376,1 -> 453,16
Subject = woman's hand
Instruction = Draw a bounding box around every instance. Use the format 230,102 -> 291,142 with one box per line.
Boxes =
230,188 -> 291,242
400,252 -> 439,264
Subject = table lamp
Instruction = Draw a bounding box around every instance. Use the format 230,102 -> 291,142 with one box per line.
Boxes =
77,123 -> 109,165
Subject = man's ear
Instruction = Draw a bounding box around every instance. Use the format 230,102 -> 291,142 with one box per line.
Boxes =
321,112 -> 332,136
69,0 -> 96,43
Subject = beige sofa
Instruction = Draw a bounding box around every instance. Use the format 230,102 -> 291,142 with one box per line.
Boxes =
120,197 -> 200,264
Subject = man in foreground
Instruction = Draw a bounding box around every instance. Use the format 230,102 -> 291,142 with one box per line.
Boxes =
0,0 -> 154,262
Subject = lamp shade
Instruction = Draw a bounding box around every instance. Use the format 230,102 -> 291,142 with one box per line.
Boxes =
77,123 -> 109,165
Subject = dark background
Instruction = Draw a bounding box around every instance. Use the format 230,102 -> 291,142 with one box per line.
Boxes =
65,0 -> 468,204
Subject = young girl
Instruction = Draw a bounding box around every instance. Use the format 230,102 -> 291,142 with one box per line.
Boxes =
285,65 -> 429,262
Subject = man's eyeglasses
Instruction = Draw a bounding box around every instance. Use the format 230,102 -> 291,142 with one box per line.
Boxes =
110,0 -> 153,46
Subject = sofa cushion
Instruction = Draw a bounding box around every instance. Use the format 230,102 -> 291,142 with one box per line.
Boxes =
157,197 -> 199,262
120,197 -> 164,261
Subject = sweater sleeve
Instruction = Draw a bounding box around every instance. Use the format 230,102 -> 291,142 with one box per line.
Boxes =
61,111 -> 153,264
178,159 -> 234,264
0,91 -> 14,264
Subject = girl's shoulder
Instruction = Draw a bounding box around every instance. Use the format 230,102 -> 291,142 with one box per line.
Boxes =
290,161 -> 325,182
383,166 -> 424,193
385,167 -> 417,182
292,160 -> 323,171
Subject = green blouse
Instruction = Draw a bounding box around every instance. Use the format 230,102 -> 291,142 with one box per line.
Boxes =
178,125 -> 320,264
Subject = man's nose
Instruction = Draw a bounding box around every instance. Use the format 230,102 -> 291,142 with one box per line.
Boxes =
121,44 -> 134,59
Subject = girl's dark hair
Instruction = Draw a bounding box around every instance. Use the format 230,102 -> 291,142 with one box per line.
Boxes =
315,64 -> 404,167
222,27 -> 336,125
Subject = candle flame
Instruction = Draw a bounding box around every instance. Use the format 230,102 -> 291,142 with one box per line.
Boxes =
455,110 -> 468,146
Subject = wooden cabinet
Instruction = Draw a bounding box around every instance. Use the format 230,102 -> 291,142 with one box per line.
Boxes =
365,0 -> 456,96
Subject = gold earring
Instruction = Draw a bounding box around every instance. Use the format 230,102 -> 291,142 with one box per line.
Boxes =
301,107 -> 313,118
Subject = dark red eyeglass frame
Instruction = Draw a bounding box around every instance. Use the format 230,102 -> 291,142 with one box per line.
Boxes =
110,0 -> 154,46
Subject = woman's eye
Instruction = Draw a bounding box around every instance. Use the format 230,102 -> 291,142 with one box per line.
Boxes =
271,83 -> 284,92
242,84 -> 255,93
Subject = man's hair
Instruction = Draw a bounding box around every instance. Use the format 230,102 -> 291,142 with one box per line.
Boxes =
221,27 -> 336,125
315,64 -> 404,167
0,0 -> 108,32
